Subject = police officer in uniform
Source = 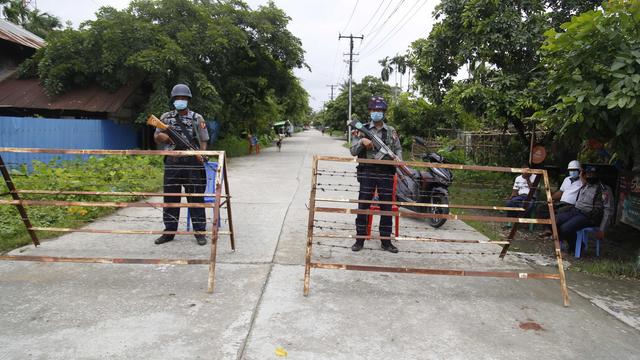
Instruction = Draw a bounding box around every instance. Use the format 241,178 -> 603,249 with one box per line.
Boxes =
350,96 -> 402,253
154,84 -> 210,246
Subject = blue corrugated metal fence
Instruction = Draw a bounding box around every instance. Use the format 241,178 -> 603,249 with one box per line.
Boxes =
0,116 -> 139,167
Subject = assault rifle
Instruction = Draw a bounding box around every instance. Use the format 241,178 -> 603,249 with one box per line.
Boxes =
349,119 -> 412,177
147,114 -> 209,163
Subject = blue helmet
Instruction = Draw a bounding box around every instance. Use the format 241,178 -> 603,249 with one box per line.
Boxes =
367,96 -> 387,110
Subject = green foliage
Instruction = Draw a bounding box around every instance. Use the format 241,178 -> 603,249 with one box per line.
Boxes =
0,155 -> 164,252
0,0 -> 62,38
387,92 -> 460,140
322,76 -> 393,130
408,0 -> 601,146
18,0 -> 309,136
537,0 -> 640,166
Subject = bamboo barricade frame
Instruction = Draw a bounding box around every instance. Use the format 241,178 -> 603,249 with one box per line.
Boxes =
303,155 -> 570,306
0,147 -> 236,293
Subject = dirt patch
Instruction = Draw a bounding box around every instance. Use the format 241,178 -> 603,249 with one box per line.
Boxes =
519,321 -> 544,331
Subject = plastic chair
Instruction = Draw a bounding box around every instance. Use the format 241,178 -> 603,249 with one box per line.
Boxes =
575,227 -> 600,258
187,161 -> 219,231
366,174 -> 400,238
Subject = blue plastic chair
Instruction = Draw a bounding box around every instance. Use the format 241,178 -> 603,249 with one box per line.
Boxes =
575,227 -> 600,258
187,161 -> 219,231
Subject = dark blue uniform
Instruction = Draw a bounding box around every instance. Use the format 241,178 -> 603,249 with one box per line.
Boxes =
156,110 -> 209,234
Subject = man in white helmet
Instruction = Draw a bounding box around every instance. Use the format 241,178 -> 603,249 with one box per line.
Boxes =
552,160 -> 583,209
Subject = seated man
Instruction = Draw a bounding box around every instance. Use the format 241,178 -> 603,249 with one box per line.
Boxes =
555,166 -> 612,253
552,160 -> 583,209
505,167 -> 537,221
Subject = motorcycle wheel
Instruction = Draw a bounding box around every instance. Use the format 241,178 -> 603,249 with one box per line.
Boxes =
428,195 -> 449,228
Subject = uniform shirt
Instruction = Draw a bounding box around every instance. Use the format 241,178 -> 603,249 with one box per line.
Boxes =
350,121 -> 402,160
154,110 -> 209,151
559,176 -> 582,204
575,182 -> 605,216
512,174 -> 537,196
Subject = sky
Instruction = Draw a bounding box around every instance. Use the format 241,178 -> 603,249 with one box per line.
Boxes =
34,0 -> 439,111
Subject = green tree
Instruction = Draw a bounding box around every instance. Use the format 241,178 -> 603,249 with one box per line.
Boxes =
323,76 -> 392,131
537,0 -> 640,168
408,0 -> 601,145
0,0 -> 61,38
19,0 -> 308,137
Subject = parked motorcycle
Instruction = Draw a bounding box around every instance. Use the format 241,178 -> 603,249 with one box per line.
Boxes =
395,137 -> 453,228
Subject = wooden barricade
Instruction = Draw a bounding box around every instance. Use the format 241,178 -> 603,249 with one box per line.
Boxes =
0,147 -> 235,293
303,156 -> 570,306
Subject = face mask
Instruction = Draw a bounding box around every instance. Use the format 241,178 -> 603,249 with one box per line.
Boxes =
586,177 -> 598,184
370,111 -> 384,122
569,170 -> 579,179
174,100 -> 188,110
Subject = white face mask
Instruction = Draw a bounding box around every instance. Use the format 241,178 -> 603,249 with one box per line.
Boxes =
569,170 -> 579,179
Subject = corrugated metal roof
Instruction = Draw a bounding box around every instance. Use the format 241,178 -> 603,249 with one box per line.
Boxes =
0,18 -> 44,49
0,78 -> 137,113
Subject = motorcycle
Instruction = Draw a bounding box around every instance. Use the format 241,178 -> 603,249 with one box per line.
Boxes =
395,137 -> 453,228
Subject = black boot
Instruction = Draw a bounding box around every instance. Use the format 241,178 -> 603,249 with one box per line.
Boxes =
155,234 -> 175,245
195,234 -> 207,246
351,239 -> 364,252
381,240 -> 398,253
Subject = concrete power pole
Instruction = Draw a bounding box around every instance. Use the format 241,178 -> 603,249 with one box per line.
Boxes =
326,84 -> 338,101
339,34 -> 363,145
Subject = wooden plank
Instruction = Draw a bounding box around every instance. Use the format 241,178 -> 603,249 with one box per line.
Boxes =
543,170 -> 570,306
0,155 -> 39,246
314,206 -> 553,224
0,147 -> 223,156
315,155 -> 547,174
15,190 -> 227,198
315,197 -> 525,212
310,262 -> 561,280
27,227 -> 231,236
0,199 -> 216,208
0,255 -> 209,265
304,155 -> 319,296
314,233 -> 509,244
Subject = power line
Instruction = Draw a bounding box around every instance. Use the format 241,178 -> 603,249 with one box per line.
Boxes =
340,0 -> 360,34
360,0 -> 407,52
361,0 -> 429,58
356,0 -> 387,35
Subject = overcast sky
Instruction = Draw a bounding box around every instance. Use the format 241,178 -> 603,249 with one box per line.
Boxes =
35,0 -> 439,111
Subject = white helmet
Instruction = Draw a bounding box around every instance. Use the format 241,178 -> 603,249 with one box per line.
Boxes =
568,160 -> 581,170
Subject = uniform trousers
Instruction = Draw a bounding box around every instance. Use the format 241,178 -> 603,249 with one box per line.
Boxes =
163,156 -> 206,232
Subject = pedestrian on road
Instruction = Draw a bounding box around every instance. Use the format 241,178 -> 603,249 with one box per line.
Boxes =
153,83 -> 210,246
350,96 -> 402,253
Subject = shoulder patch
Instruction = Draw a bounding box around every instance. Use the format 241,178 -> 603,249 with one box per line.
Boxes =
391,129 -> 398,140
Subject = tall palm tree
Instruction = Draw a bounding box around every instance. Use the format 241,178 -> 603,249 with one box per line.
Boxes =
1,0 -> 29,25
1,0 -> 61,38
379,56 -> 393,82
390,55 -> 407,88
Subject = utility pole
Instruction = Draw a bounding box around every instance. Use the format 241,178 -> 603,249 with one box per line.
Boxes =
339,33 -> 363,145
326,84 -> 338,101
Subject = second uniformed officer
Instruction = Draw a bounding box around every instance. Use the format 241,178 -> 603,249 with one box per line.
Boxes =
350,96 -> 402,253
154,83 -> 210,246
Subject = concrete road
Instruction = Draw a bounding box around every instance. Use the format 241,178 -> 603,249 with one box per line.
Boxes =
1,130 -> 638,359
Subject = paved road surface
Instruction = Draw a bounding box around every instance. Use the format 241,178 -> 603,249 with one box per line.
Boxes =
1,130 -> 638,359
